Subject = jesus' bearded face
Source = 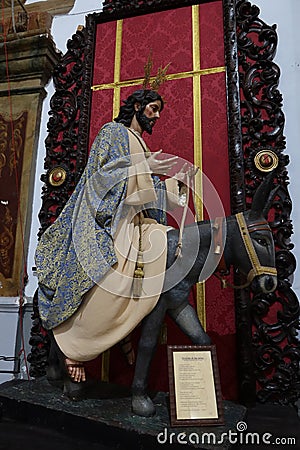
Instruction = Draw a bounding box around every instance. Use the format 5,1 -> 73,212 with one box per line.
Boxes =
136,100 -> 162,134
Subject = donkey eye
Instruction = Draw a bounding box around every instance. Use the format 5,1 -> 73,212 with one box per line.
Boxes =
255,237 -> 268,247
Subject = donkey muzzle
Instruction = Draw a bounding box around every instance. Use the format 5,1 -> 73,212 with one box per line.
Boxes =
251,274 -> 277,294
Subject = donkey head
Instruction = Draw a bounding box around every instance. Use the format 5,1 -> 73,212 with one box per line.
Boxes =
236,172 -> 278,294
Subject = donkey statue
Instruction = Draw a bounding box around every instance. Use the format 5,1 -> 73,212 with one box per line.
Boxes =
130,173 -> 277,416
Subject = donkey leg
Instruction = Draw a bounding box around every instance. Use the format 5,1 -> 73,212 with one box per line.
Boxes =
46,330 -> 64,388
169,303 -> 211,345
131,299 -> 166,417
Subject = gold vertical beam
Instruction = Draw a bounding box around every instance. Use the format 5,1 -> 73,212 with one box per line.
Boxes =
192,5 -> 206,330
101,20 -> 123,382
112,19 -> 123,118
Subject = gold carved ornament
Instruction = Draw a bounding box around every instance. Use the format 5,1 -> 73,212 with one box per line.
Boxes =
254,149 -> 279,173
48,166 -> 67,187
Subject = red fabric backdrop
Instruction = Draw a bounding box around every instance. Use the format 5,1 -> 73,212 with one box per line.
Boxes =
87,1 -> 238,400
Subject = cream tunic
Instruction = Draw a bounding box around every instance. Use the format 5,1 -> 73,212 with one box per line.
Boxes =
54,129 -> 179,361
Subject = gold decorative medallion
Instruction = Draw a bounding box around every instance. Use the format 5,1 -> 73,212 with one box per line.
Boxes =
254,149 -> 279,172
48,167 -> 67,186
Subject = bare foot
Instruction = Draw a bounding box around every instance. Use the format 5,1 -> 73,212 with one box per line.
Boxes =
65,358 -> 86,383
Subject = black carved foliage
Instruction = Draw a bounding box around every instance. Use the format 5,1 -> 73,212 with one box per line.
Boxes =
236,0 -> 300,405
38,26 -> 93,237
102,0 -> 216,18
27,290 -> 50,378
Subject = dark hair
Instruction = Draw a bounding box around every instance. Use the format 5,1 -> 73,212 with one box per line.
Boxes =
114,89 -> 164,126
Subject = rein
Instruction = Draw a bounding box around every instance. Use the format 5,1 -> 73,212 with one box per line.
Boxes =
213,272 -> 251,290
214,213 -> 277,290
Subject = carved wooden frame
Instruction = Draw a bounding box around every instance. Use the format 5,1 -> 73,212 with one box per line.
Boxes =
29,0 -> 299,407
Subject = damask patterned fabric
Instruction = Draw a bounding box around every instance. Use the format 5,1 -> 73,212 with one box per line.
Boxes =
35,122 -> 167,329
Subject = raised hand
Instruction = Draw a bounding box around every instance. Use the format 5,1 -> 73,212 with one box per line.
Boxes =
175,163 -> 199,186
147,150 -> 178,175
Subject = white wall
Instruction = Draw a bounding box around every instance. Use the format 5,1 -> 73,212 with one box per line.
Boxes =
0,299 -> 21,383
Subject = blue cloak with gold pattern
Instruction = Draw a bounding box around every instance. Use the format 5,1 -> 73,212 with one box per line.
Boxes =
35,122 -> 167,329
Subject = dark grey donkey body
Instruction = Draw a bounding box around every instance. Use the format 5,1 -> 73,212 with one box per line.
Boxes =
131,174 -> 278,416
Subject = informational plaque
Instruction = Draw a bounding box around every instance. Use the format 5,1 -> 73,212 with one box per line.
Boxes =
167,345 -> 224,427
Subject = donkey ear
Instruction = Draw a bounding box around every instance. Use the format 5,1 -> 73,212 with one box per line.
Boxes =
249,171 -> 276,220
262,185 -> 280,218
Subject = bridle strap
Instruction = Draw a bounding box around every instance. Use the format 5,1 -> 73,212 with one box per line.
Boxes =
236,213 -> 277,282
214,213 -> 277,289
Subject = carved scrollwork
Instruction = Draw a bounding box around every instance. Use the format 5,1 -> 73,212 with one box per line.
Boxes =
252,286 -> 300,405
237,1 -> 277,64
102,0 -> 217,18
27,289 -> 50,378
223,0 -> 245,214
38,26 -> 94,237
240,61 -> 285,151
236,0 -> 299,405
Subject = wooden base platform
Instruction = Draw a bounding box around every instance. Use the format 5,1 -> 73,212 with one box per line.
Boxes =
0,378 -> 247,449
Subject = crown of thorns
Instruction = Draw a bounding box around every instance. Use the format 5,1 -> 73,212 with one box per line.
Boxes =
142,52 -> 171,91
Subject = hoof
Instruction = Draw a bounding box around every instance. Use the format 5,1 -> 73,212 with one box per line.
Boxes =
46,364 -> 63,389
47,334 -> 87,400
131,395 -> 156,417
63,379 -> 86,401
